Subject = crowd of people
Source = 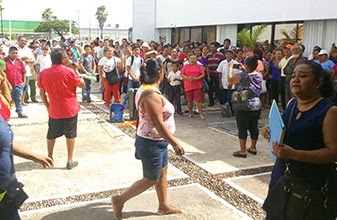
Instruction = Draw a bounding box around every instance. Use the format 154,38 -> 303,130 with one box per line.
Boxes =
0,35 -> 337,219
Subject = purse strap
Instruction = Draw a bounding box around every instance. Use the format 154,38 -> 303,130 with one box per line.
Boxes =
284,99 -> 296,175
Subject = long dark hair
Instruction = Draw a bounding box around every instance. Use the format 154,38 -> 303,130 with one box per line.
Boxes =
299,60 -> 334,98
140,59 -> 162,84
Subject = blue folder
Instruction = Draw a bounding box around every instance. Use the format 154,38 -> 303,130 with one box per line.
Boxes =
268,100 -> 285,163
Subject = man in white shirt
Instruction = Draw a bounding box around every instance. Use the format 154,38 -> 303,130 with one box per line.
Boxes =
123,45 -> 143,108
35,46 -> 52,79
217,49 -> 240,116
17,36 -> 36,103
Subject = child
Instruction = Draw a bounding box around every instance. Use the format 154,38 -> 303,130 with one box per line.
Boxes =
167,62 -> 182,115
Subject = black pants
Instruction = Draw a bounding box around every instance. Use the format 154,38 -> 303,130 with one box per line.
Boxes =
235,110 -> 261,140
219,89 -> 234,111
271,80 -> 280,104
280,77 -> 286,110
169,85 -> 182,114
207,75 -> 221,105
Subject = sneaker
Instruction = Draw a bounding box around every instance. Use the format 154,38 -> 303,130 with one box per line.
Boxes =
66,161 -> 78,169
31,100 -> 38,103
18,113 -> 28,118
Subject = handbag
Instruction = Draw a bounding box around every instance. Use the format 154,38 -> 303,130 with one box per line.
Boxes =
104,67 -> 119,86
263,101 -> 334,220
0,176 -> 28,209
231,73 -> 253,111
103,58 -> 119,86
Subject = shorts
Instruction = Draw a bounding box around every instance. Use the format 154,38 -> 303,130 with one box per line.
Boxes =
186,88 -> 202,102
135,135 -> 168,181
47,114 -> 78,139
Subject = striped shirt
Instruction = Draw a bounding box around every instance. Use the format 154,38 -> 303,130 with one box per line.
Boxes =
206,52 -> 224,76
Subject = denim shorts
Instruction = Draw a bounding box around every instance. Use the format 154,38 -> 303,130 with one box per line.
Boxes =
135,135 -> 168,181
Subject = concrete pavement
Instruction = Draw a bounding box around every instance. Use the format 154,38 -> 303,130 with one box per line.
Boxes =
12,82 -> 274,219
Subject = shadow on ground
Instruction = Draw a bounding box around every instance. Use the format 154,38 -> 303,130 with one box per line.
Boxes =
39,202 -> 156,220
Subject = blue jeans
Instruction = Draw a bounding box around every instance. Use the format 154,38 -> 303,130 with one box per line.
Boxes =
81,79 -> 91,101
11,84 -> 23,114
123,79 -> 140,108
169,85 -> 181,113
135,135 -> 168,181
23,77 -> 29,92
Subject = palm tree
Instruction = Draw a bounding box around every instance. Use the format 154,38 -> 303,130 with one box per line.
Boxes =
237,24 -> 267,49
42,8 -> 56,21
280,24 -> 304,44
96,6 -> 108,39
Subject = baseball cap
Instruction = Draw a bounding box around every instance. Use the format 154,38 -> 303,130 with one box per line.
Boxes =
318,49 -> 328,56
284,44 -> 293,49
68,37 -> 75,43
225,49 -> 234,53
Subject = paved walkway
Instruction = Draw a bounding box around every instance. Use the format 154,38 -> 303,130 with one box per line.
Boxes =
12,81 -> 274,220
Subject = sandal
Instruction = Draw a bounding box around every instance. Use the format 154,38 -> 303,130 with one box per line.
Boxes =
247,148 -> 257,155
233,151 -> 247,158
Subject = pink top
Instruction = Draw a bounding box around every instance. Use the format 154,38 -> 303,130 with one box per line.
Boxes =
255,60 -> 264,72
181,64 -> 204,92
136,85 -> 175,141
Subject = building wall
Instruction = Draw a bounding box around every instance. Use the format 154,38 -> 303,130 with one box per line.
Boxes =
132,0 -> 158,41
156,0 -> 337,28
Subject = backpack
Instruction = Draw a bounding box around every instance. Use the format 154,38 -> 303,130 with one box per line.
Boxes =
130,55 -> 144,67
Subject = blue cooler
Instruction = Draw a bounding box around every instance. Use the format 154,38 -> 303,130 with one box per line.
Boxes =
110,103 -> 123,122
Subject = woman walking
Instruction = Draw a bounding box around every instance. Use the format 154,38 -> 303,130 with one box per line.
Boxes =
112,59 -> 185,220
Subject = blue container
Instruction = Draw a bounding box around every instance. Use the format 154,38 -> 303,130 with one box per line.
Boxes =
110,103 -> 123,122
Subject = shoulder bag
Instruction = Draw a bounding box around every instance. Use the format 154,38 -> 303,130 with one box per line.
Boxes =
231,72 -> 253,111
104,58 -> 119,86
263,101 -> 335,220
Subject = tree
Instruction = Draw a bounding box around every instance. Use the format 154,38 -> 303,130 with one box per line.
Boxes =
237,24 -> 267,49
96,6 -> 108,39
35,8 -> 79,39
280,24 -> 304,44
42,8 -> 56,21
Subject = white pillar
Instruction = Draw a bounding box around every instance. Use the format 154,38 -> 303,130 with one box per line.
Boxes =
216,24 -> 238,46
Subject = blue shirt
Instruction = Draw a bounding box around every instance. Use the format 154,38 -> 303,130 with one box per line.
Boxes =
0,115 -> 14,185
270,60 -> 281,81
315,59 -> 335,71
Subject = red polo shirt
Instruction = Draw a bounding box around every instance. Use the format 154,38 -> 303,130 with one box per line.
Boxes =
4,58 -> 26,86
38,64 -> 81,119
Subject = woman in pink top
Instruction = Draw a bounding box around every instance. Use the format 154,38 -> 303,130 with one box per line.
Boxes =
181,55 -> 205,119
112,59 -> 185,220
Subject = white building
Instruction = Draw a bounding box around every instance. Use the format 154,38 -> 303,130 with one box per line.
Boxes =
132,0 -> 337,56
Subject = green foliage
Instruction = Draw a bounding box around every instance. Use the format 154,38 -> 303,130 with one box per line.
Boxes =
237,24 -> 267,49
35,8 -> 78,38
96,6 -> 108,39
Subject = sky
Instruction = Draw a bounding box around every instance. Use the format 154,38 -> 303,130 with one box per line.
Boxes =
2,0 -> 133,29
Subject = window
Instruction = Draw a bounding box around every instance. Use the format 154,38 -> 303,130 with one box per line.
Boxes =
191,28 -> 202,43
179,28 -> 190,45
203,26 -> 216,44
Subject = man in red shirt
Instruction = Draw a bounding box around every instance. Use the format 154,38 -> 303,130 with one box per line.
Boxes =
4,46 -> 27,118
38,48 -> 85,169
206,42 -> 224,106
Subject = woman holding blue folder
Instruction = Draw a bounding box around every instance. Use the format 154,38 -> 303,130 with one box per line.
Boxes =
261,61 -> 337,220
